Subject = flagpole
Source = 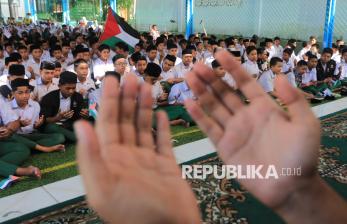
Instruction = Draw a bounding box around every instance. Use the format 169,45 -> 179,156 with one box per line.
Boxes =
200,19 -> 207,36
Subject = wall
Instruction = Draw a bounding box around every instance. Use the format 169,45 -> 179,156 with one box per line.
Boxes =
131,0 -> 347,42
193,0 -> 326,41
0,0 -> 26,20
334,0 -> 347,40
193,0 -> 258,37
135,0 -> 185,33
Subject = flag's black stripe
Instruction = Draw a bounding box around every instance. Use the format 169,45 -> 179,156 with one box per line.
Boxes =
112,10 -> 140,39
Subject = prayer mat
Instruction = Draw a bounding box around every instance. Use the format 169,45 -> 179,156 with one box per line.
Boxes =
7,110 -> 347,224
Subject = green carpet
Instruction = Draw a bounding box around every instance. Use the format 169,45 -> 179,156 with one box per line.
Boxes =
6,110 -> 347,224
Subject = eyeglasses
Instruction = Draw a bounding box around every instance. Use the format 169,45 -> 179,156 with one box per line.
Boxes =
116,62 -> 127,66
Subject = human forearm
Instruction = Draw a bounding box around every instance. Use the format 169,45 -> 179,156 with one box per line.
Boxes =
276,175 -> 347,224
46,115 -> 60,123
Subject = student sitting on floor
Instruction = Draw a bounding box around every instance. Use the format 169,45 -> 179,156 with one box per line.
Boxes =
335,48 -> 347,85
26,45 -> 43,80
40,71 -> 89,143
10,78 -> 65,152
144,63 -> 193,127
242,46 -> 260,78
257,57 -> 283,96
0,101 -> 41,179
61,41 -> 73,65
0,56 -> 20,85
316,48 -> 339,90
113,54 -> 130,85
167,42 -> 182,66
93,44 -> 114,85
211,59 -> 236,89
74,59 -> 95,101
54,61 -> 62,79
134,55 -> 147,82
155,38 -> 166,64
30,61 -> 59,102
281,48 -> 296,87
187,45 -> 198,64
168,77 -> 196,106
257,47 -> 269,72
0,64 -> 27,104
265,38 -> 275,60
172,49 -> 194,84
50,45 -> 66,69
65,46 -> 86,73
145,45 -> 160,65
160,55 -> 176,85
299,57 -> 319,95
291,60 -> 316,101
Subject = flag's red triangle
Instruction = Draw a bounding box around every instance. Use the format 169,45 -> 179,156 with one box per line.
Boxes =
100,7 -> 121,42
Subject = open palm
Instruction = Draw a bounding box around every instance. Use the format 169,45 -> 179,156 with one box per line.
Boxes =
184,51 -> 321,209
76,75 -> 200,224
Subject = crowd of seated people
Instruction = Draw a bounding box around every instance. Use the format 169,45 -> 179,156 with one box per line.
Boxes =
0,22 -> 346,181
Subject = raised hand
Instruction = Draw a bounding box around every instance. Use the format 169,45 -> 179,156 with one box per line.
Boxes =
19,118 -> 32,127
79,109 -> 89,118
184,50 -> 347,223
61,110 -> 74,119
75,75 -> 200,224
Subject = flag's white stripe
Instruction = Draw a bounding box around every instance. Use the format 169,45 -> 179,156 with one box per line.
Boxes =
116,25 -> 139,47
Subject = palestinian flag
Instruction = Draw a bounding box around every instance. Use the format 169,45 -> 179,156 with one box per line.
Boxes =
100,7 -> 140,52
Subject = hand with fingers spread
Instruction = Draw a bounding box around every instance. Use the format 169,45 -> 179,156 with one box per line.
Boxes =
75,75 -> 200,224
185,50 -> 347,224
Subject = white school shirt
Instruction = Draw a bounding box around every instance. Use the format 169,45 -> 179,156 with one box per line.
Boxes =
30,78 -> 59,102
332,52 -> 341,63
302,68 -> 317,84
273,45 -> 284,58
11,99 -> 40,134
41,50 -> 51,61
335,61 -> 347,80
266,46 -> 276,60
173,62 -> 193,79
0,101 -> 18,126
287,73 -> 297,88
0,58 -> 5,76
203,50 -> 213,61
174,57 -> 182,66
161,68 -> 175,81
205,56 -> 215,68
59,93 -> 71,113
152,81 -> 164,109
109,50 -> 116,61
146,56 -> 160,65
257,70 -> 275,93
222,73 -> 237,89
241,60 -> 260,78
66,63 -> 92,78
122,72 -> 144,85
26,57 -> 42,79
281,59 -> 294,73
297,47 -> 310,61
58,93 -> 71,123
76,78 -> 96,98
196,51 -> 204,62
168,81 -> 195,105
92,58 -> 114,80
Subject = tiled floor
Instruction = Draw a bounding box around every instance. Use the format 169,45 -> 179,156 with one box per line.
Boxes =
0,187 -> 57,222
0,98 -> 346,223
